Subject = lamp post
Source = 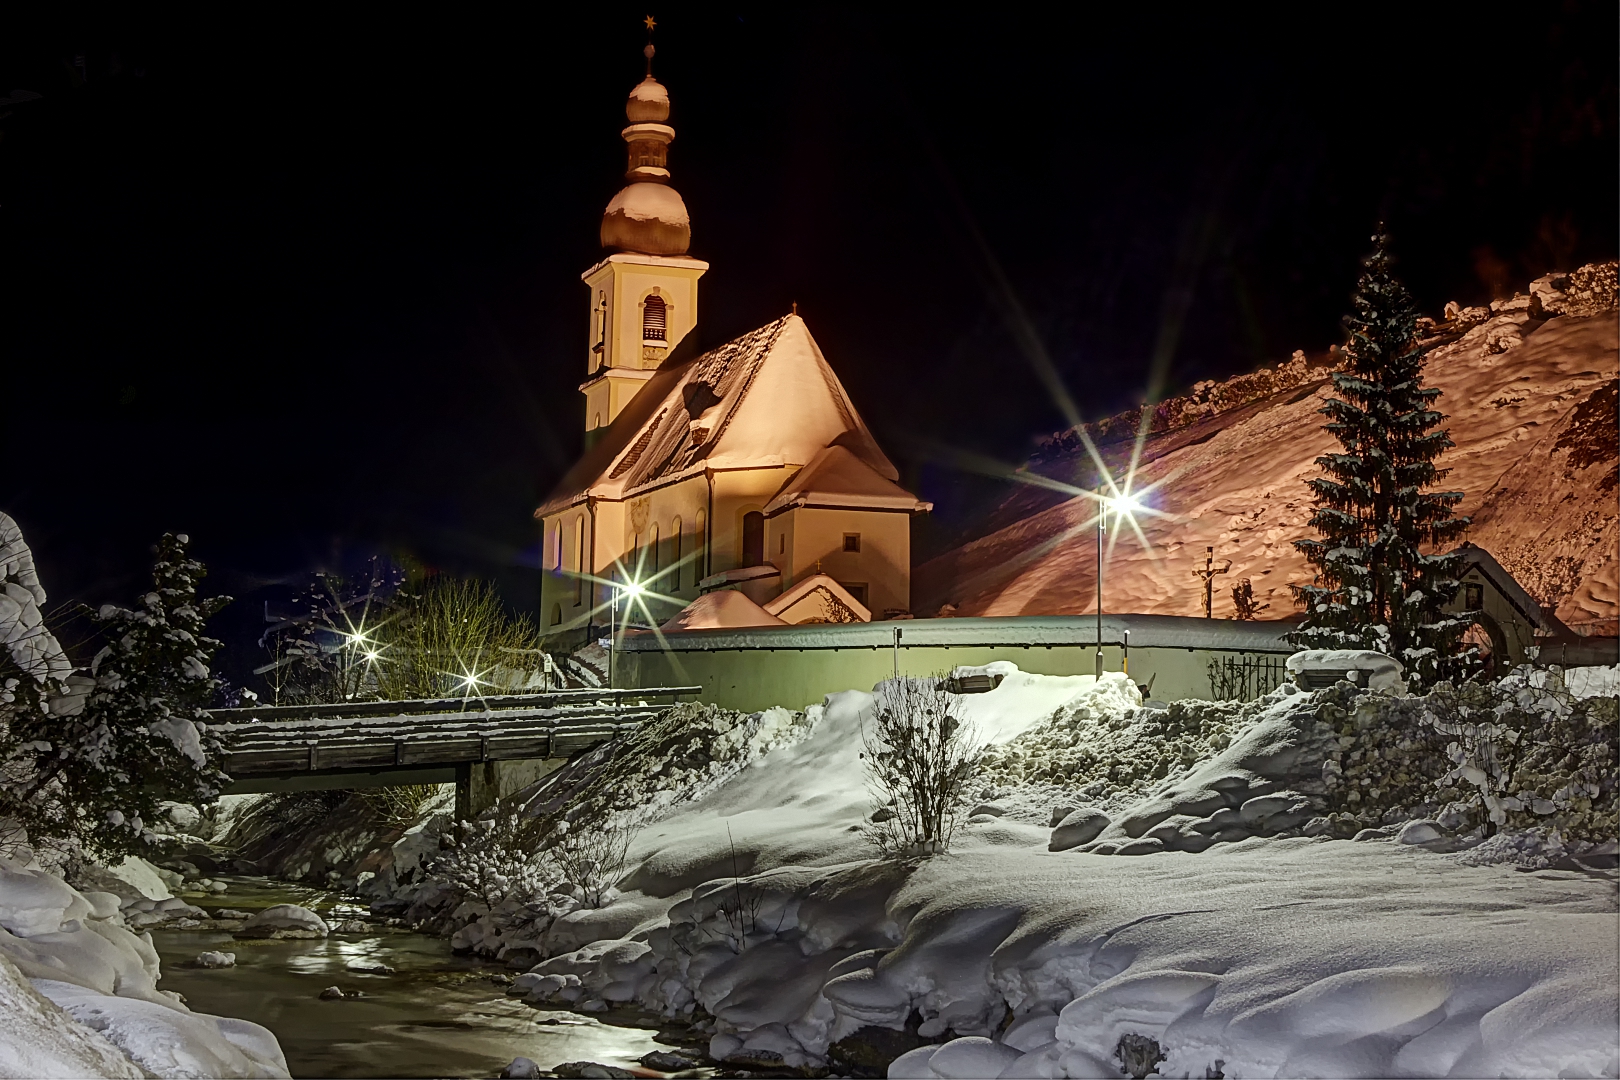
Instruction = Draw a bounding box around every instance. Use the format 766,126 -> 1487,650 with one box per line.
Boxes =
1096,486 -> 1105,681
1093,488 -> 1144,682
607,575 -> 645,691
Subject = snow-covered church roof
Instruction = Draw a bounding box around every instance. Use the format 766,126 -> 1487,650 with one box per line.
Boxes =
537,314 -> 909,515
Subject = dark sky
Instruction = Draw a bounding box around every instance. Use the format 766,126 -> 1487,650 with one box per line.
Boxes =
4,7 -> 1615,673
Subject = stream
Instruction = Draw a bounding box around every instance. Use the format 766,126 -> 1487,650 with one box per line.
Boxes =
148,877 -> 672,1079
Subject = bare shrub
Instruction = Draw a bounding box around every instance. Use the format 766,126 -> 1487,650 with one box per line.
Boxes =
862,676 -> 983,857
357,784 -> 446,831
374,577 -> 545,700
544,816 -> 635,908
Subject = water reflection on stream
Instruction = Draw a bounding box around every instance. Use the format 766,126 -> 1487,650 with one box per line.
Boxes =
149,878 -> 667,1079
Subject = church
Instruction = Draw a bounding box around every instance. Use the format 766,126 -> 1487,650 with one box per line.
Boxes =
535,49 -> 931,637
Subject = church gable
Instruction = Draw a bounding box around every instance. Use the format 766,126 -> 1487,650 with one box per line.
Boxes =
711,316 -> 897,480
540,313 -> 899,513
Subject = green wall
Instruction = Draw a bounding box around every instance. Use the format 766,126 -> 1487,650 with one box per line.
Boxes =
622,642 -> 1278,713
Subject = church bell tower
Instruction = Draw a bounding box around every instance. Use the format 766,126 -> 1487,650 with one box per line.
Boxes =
579,28 -> 708,445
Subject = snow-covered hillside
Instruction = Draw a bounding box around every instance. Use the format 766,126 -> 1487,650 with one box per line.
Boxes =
479,666 -> 1617,1078
916,262 -> 1619,635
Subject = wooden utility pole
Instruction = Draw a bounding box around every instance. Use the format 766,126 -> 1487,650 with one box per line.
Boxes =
1193,546 -> 1231,618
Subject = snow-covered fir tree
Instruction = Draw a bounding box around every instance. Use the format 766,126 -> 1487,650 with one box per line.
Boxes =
1,530 -> 229,863
1291,230 -> 1475,685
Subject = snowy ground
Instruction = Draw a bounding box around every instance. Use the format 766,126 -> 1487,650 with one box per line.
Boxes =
498,666 -> 1618,1078
0,856 -> 289,1078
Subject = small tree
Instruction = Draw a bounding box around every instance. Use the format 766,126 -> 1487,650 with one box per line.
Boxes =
258,559 -> 403,705
374,576 -> 545,700
3,532 -> 229,863
1291,229 -> 1475,685
862,676 -> 983,857
1229,579 -> 1269,621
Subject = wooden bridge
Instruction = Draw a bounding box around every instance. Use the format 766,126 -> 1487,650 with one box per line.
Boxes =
212,686 -> 701,817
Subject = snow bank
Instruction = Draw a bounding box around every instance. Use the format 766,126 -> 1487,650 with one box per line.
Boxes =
1568,663 -> 1620,699
495,663 -> 1618,1077
0,950 -> 141,1079
0,511 -> 73,685
0,857 -> 287,1077
884,842 -> 1617,1079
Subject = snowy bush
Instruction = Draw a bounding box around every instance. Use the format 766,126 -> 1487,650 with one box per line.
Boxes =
977,695 -> 1248,808
1262,667 -> 1616,843
862,676 -> 984,857
1,530 -> 229,865
436,809 -> 554,909
1422,666 -> 1616,842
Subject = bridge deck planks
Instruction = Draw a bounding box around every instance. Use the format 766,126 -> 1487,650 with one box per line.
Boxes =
213,692 -> 693,778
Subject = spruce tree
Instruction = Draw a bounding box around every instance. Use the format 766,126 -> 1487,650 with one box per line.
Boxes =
2,532 -> 229,862
1291,230 -> 1475,686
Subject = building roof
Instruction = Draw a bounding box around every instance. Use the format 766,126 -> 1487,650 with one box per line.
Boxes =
763,573 -> 872,623
763,445 -> 932,515
620,612 -> 1303,653
537,314 -> 901,517
1454,542 -> 1568,633
659,589 -> 785,631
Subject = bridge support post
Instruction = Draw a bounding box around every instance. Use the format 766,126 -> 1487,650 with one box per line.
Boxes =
455,758 -> 571,821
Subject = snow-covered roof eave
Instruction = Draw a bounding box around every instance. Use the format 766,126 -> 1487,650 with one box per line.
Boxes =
764,492 -> 933,515
1455,542 -> 1566,632
619,612 -> 1300,653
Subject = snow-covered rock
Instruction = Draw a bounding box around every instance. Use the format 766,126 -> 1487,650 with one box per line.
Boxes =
235,904 -> 328,939
1047,808 -> 1109,852
72,855 -> 175,905
1287,648 -> 1407,693
192,951 -> 236,969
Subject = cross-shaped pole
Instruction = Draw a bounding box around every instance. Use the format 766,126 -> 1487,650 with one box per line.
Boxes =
1192,546 -> 1231,618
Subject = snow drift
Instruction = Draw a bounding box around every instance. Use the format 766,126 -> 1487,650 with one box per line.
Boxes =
482,664 -> 1617,1077
0,857 -> 288,1078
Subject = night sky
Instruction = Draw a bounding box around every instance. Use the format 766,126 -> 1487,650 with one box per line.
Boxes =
4,7 -> 1615,677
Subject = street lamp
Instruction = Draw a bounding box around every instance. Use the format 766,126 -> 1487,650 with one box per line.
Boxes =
1095,489 -> 1144,680
608,575 -> 645,690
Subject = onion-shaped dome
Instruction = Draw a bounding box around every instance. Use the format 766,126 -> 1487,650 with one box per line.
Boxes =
600,48 -> 690,255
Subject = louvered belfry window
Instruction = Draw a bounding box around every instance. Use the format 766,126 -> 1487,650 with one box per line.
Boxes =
643,294 -> 667,342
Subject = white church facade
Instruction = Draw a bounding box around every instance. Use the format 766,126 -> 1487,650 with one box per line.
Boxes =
536,52 -> 930,637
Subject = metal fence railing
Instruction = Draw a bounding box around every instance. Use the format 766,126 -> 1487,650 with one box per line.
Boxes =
1207,654 -> 1288,701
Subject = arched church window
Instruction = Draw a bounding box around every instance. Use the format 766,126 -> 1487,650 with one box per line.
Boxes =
573,517 -> 585,605
643,294 -> 667,342
694,511 -> 706,579
742,511 -> 765,567
671,517 -> 682,587
648,524 -> 660,575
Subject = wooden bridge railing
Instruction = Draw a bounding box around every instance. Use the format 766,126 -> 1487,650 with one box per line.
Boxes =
211,686 -> 702,779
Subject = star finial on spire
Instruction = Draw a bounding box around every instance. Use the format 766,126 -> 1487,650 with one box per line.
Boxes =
643,14 -> 656,31
643,15 -> 657,74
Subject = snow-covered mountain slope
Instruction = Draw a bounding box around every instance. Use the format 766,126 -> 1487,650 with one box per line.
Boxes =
916,263 -> 1618,634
